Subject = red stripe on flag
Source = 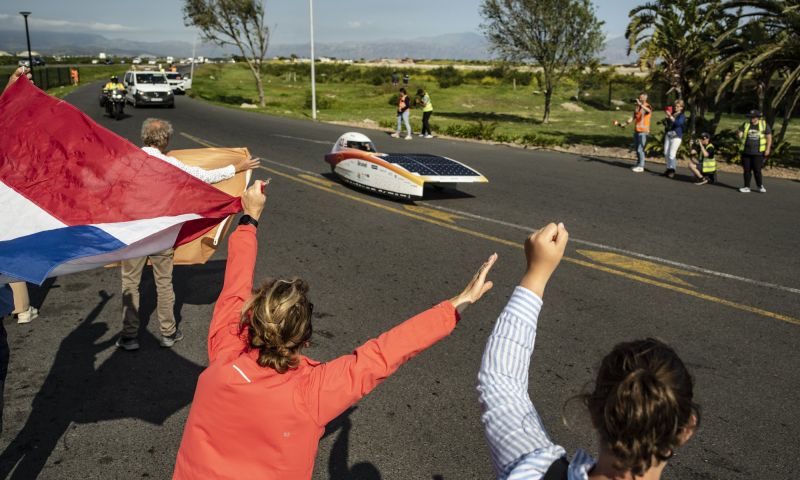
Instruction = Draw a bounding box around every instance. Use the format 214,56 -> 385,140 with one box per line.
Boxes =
0,77 -> 241,226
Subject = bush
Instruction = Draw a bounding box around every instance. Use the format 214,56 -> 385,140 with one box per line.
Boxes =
304,90 -> 335,110
431,66 -> 464,89
480,76 -> 500,86
371,75 -> 384,86
444,121 -> 497,140
519,132 -> 565,147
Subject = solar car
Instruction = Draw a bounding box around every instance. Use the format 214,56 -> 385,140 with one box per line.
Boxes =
324,132 -> 488,199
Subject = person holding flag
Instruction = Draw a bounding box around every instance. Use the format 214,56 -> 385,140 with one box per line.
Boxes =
115,119 -> 260,351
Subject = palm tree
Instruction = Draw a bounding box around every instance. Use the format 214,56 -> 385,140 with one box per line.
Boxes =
626,0 -> 733,137
717,0 -> 800,143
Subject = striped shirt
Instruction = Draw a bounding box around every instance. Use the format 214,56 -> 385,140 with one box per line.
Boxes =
478,287 -> 597,480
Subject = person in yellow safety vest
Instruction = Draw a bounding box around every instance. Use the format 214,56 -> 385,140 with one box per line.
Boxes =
417,88 -> 434,138
687,132 -> 716,185
737,109 -> 772,193
613,91 -> 652,173
103,75 -> 125,92
100,75 -> 126,108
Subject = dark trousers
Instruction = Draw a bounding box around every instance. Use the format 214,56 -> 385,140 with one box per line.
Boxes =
742,153 -> 764,188
0,320 -> 7,433
422,111 -> 433,136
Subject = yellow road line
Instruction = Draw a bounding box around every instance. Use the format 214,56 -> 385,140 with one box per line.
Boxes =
181,132 -> 800,326
259,166 -> 799,326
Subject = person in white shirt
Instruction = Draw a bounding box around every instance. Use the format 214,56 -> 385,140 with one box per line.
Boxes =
116,118 -> 260,351
478,223 -> 699,480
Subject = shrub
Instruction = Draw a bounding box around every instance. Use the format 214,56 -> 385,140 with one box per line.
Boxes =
371,76 -> 384,86
519,132 -> 565,147
304,90 -> 335,110
431,66 -> 464,89
480,76 -> 500,86
444,121 -> 497,140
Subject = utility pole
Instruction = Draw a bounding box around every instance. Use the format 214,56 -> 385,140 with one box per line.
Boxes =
19,11 -> 33,77
190,34 -> 196,80
309,0 -> 317,120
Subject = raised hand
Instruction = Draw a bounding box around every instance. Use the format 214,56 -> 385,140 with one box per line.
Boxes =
449,253 -> 498,314
521,223 -> 569,297
234,156 -> 262,173
241,180 -> 268,221
3,66 -> 31,94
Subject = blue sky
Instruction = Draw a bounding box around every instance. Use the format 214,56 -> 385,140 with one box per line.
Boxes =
0,1 -> 638,44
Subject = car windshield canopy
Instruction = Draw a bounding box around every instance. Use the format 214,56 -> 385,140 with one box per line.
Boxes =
166,73 -> 183,80
346,141 -> 376,152
136,73 -> 167,84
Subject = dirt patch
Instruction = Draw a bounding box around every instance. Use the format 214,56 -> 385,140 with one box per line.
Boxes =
560,102 -> 584,113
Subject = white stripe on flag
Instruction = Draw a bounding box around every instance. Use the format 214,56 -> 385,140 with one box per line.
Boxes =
0,180 -> 66,241
94,213 -> 201,245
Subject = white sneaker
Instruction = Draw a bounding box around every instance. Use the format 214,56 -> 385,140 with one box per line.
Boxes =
16,306 -> 38,324
405,135 -> 413,140
739,187 -> 751,193
390,132 -> 400,138
758,186 -> 766,193
424,134 -> 433,139
631,166 -> 644,173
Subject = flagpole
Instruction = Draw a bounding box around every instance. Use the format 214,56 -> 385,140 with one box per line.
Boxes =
309,0 -> 317,120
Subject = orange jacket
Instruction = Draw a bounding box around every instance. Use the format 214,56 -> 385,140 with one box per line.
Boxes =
634,102 -> 652,133
173,225 -> 459,479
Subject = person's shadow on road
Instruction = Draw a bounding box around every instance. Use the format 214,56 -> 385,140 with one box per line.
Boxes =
324,407 -> 382,480
0,290 -> 205,479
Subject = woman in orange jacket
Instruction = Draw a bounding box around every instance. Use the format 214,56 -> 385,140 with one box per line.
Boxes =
173,180 -> 497,479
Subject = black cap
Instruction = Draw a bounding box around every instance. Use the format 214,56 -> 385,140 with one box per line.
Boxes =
700,132 -> 710,139
747,109 -> 762,118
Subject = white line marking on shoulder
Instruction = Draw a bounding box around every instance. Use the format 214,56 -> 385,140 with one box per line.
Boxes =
232,364 -> 252,383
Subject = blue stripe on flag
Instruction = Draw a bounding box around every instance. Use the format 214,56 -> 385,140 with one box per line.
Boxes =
0,226 -> 126,284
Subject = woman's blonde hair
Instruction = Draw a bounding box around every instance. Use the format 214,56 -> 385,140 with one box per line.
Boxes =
674,99 -> 685,109
240,278 -> 313,373
581,338 -> 699,475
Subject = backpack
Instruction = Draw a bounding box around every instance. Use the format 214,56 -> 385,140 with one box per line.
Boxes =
542,457 -> 569,480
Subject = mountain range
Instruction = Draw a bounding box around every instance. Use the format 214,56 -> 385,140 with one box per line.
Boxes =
0,30 -> 635,64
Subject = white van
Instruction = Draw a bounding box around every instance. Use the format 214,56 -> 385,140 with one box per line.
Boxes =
123,70 -> 175,108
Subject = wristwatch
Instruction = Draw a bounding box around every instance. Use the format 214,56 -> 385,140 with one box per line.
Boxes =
238,214 -> 259,228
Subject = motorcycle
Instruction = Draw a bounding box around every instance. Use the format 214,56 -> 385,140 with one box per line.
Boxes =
104,88 -> 126,120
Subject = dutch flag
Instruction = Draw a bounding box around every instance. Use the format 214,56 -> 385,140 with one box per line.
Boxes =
0,77 -> 242,285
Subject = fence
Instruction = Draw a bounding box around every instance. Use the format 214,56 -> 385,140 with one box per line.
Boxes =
1,66 -> 75,90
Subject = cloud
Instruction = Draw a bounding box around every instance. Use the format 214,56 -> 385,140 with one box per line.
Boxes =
346,21 -> 363,29
0,13 -> 138,32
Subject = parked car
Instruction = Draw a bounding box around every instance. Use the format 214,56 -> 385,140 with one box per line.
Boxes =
18,56 -> 45,67
122,70 -> 175,108
132,57 -> 142,64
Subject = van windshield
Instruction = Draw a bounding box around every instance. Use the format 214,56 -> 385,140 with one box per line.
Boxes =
135,73 -> 167,84
166,73 -> 182,80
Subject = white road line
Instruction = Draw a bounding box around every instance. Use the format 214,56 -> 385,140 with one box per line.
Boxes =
270,134 -> 331,145
417,202 -> 800,295
181,130 -> 800,296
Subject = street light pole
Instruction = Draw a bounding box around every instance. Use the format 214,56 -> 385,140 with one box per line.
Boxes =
19,11 -> 33,77
309,0 -> 317,120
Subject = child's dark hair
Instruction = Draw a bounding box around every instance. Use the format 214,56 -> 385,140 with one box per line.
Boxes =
581,338 -> 700,475
399,87 -> 406,94
240,278 -> 313,373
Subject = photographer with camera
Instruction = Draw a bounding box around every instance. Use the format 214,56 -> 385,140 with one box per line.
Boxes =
688,132 -> 716,185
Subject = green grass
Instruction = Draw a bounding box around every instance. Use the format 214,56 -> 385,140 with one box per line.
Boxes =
189,63 -> 799,165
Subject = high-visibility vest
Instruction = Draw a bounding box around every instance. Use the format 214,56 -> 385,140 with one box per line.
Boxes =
741,120 -> 767,152
634,103 -> 652,133
104,82 -> 124,90
701,143 -> 716,173
422,94 -> 433,112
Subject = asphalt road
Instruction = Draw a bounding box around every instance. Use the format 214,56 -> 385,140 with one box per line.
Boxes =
1,81 -> 798,479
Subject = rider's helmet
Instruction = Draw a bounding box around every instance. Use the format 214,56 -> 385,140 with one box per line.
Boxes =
110,75 -> 118,83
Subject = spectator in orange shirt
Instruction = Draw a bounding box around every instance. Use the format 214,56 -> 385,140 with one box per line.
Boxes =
173,180 -> 498,479
614,91 -> 652,173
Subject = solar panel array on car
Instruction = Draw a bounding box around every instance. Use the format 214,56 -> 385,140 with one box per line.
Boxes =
381,154 -> 480,176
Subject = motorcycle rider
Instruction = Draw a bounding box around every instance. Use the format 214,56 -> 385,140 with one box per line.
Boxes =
100,75 -> 126,108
